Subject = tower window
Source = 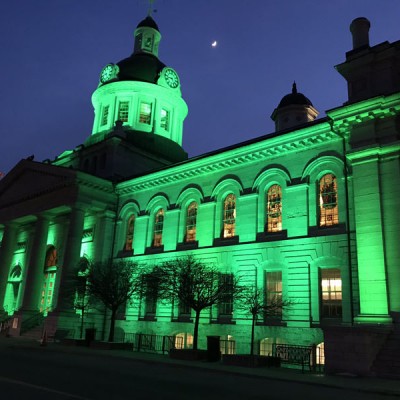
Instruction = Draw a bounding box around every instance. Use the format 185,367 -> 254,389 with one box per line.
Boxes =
223,194 -> 236,238
266,185 -> 282,232
101,105 -> 109,126
160,109 -> 170,131
319,174 -> 338,227
139,102 -> 152,124
118,101 -> 129,123
185,202 -> 197,242
321,268 -> 342,318
153,209 -> 164,247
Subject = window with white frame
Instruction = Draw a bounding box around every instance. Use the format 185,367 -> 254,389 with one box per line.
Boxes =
118,101 -> 129,122
160,109 -> 170,131
185,202 -> 197,242
139,102 -> 152,124
222,194 -> 236,238
266,185 -> 282,232
321,268 -> 342,318
319,174 -> 338,227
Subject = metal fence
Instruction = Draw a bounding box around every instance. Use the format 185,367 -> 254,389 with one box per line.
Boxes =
124,333 -> 180,354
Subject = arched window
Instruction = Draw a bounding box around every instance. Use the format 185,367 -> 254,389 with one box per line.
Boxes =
266,185 -> 282,232
153,209 -> 164,247
125,214 -> 135,251
223,194 -> 236,238
319,174 -> 338,226
185,202 -> 197,242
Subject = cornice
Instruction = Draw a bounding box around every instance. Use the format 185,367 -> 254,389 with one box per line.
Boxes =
117,122 -> 335,195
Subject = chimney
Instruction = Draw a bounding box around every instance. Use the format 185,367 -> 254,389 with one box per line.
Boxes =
350,17 -> 370,50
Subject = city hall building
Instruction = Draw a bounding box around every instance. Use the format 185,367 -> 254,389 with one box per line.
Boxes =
0,15 -> 399,376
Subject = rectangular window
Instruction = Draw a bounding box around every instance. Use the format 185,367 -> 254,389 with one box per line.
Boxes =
265,271 -> 282,318
219,274 -> 233,316
139,102 -> 152,124
321,269 -> 342,318
160,109 -> 169,131
101,105 -> 109,126
118,101 -> 129,123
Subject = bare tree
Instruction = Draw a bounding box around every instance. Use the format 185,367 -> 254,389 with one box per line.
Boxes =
151,255 -> 243,350
86,259 -> 142,342
238,287 -> 293,356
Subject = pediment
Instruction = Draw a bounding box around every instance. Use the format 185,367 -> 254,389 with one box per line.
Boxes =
0,160 -> 77,208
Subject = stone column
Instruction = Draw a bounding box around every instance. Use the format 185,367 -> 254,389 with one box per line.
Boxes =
94,210 -> 116,262
21,215 -> 50,311
54,206 -> 85,312
0,223 -> 18,313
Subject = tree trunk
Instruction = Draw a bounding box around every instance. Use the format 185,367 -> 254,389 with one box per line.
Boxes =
108,309 -> 116,342
193,310 -> 200,350
250,313 -> 256,356
79,307 -> 85,339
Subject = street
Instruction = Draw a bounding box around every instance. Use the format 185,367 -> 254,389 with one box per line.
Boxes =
0,342 -> 398,400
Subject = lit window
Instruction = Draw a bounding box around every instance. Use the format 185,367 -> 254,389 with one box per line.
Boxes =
319,174 -> 338,226
101,105 -> 109,126
45,246 -> 57,268
153,209 -> 164,247
185,202 -> 197,242
266,185 -> 282,232
118,101 -> 129,122
139,102 -> 152,124
321,268 -> 342,318
175,333 -> 193,349
265,271 -> 282,318
125,214 -> 135,251
219,274 -> 233,316
223,194 -> 236,238
160,109 -> 169,131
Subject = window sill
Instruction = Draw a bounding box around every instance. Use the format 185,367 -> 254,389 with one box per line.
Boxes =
176,241 -> 199,251
257,319 -> 286,327
308,223 -> 346,236
145,245 -> 164,255
172,316 -> 193,323
139,315 -> 157,322
117,250 -> 133,258
211,317 -> 236,325
213,236 -> 239,247
256,230 -> 287,242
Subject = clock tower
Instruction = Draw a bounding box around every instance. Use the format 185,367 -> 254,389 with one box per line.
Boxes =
52,15 -> 188,180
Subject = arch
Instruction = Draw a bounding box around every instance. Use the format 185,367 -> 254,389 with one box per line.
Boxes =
9,264 -> 22,279
145,194 -> 170,214
301,155 -> 346,228
211,177 -> 243,200
44,245 -> 57,269
252,166 -> 291,193
119,200 -> 140,220
176,185 -> 204,207
252,167 -> 290,234
118,201 -> 140,253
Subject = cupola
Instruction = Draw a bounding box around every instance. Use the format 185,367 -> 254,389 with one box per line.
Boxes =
271,82 -> 318,132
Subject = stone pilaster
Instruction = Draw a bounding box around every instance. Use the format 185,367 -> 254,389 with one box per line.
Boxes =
94,210 -> 116,262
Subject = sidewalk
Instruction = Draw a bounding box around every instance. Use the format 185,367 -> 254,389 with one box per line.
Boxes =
2,336 -> 400,397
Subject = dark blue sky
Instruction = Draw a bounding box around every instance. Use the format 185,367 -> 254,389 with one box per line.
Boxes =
1,0 -> 399,174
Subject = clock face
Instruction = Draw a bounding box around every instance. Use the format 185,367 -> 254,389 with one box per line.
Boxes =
164,68 -> 179,88
100,64 -> 118,84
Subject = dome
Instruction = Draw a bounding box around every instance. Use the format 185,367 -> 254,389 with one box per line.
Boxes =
277,82 -> 313,109
116,53 -> 166,84
136,16 -> 159,32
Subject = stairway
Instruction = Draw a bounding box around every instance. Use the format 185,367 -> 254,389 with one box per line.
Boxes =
372,313 -> 400,378
20,323 -> 44,341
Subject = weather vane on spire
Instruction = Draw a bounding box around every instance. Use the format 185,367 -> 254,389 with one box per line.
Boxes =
147,0 -> 156,16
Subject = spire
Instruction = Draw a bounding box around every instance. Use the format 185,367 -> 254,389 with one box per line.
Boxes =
147,0 -> 155,17
292,81 -> 297,94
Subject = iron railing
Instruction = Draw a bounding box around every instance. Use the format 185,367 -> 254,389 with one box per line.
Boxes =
274,344 -> 316,372
124,333 -> 179,354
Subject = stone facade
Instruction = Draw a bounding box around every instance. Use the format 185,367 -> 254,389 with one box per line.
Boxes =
0,15 -> 399,376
